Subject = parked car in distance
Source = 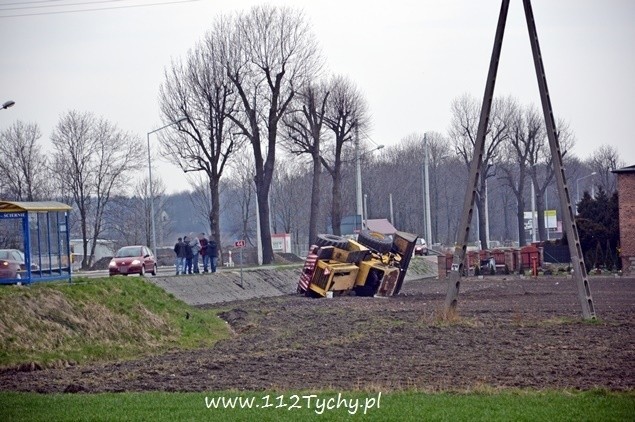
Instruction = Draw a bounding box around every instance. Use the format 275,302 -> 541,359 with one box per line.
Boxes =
109,245 -> 157,277
0,249 -> 23,279
0,248 -> 39,272
413,238 -> 428,256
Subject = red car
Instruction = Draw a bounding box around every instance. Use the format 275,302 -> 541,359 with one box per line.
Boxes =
0,249 -> 23,280
109,245 -> 157,277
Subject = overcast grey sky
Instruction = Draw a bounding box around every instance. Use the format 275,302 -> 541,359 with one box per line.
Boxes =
1,0 -> 633,194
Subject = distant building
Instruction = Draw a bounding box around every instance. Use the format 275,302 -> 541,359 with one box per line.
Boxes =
271,233 -> 291,253
339,215 -> 363,235
339,216 -> 397,236
69,239 -> 115,269
611,165 -> 635,274
365,219 -> 397,235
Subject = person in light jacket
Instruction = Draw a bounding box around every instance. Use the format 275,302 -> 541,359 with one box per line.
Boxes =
191,235 -> 201,273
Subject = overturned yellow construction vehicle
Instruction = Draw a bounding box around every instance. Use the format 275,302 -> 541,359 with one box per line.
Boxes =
297,230 -> 418,298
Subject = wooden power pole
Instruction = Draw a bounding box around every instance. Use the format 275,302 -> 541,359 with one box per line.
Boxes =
444,0 -> 596,320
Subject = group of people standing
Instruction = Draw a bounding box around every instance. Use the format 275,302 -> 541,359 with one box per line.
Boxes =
173,233 -> 218,275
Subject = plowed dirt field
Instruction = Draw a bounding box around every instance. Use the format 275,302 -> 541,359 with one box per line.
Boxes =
1,277 -> 633,393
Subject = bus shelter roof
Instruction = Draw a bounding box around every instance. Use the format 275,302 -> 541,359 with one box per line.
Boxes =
0,201 -> 72,213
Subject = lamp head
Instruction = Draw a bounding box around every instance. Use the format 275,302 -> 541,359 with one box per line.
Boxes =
2,100 -> 15,110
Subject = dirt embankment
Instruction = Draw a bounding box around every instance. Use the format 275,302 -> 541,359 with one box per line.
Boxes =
0,276 -> 632,393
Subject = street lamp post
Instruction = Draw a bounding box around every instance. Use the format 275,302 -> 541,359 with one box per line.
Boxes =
576,172 -> 597,206
354,125 -> 384,231
355,125 -> 363,231
147,117 -> 186,258
531,179 -> 537,243
545,187 -> 549,241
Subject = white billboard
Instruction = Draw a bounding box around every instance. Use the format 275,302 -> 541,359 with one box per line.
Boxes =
524,210 -> 557,231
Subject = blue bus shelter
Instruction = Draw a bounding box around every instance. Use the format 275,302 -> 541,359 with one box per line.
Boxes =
0,201 -> 72,285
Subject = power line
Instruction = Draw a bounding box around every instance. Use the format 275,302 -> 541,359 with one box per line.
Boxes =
0,1 -> 67,6
358,127 -> 384,148
0,0 -> 201,18
1,1 -> 129,12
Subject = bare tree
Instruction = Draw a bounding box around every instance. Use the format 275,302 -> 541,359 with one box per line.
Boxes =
450,94 -> 512,249
372,134 -> 427,234
224,150 -> 256,246
587,144 -> 624,195
105,195 -> 145,247
0,121 -> 50,201
423,132 -> 451,244
186,171 -> 229,237
134,175 -> 169,248
51,111 -> 144,269
321,75 -> 369,235
368,132 -> 452,243
529,118 -> 575,241
270,158 -> 311,246
159,29 -> 240,261
101,169 -> 169,249
437,156 -> 468,244
281,82 -> 329,246
498,101 -> 539,246
224,5 -> 322,263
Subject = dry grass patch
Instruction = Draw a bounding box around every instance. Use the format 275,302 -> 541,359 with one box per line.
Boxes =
415,305 -> 485,328
0,277 -> 229,369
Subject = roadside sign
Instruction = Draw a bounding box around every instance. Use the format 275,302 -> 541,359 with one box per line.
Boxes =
235,240 -> 245,288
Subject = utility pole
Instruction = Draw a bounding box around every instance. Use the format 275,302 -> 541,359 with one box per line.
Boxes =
421,162 -> 426,239
256,199 -> 262,265
444,0 -> 595,320
424,133 -> 432,246
523,0 -> 594,317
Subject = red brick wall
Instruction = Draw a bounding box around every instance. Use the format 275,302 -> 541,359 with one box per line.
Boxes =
617,173 -> 635,274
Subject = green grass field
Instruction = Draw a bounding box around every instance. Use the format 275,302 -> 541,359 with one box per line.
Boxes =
1,390 -> 633,421
0,276 -> 229,368
1,277 -> 633,421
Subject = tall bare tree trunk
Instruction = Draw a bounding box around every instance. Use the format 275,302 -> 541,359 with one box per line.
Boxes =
309,154 -> 321,244
330,170 -> 343,235
517,196 -> 527,246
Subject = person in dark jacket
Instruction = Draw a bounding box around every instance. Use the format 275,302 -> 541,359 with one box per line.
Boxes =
206,235 -> 218,273
174,237 -> 185,275
199,233 -> 209,272
183,236 -> 194,274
